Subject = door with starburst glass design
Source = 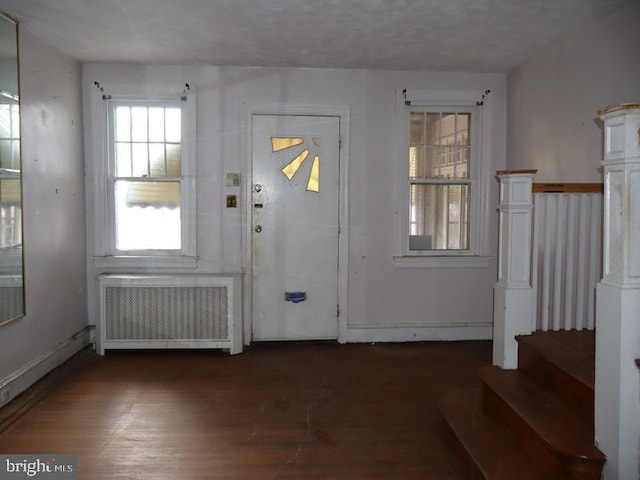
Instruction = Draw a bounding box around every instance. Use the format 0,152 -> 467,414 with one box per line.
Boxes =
251,114 -> 340,340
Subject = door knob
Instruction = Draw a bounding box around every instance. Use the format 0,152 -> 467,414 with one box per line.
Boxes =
254,225 -> 263,233
254,184 -> 263,193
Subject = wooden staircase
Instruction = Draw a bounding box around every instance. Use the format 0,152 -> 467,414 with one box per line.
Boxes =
438,330 -> 605,479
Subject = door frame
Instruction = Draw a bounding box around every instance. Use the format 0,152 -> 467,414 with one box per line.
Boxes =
243,104 -> 350,344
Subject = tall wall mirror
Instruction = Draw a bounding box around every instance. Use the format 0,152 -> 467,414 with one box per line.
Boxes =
0,11 -> 24,324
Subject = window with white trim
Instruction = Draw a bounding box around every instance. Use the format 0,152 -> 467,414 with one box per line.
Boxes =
395,90 -> 489,265
91,85 -> 196,267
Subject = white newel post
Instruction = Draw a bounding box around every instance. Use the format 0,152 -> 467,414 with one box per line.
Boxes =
493,170 -> 536,369
595,103 -> 640,480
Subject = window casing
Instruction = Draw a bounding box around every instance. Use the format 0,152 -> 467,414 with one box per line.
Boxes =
91,86 -> 196,268
395,90 -> 489,267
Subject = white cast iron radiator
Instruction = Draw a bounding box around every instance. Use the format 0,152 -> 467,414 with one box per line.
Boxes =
97,274 -> 242,355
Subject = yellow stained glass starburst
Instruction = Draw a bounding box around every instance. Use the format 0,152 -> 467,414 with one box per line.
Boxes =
307,155 -> 320,192
272,137 -> 304,152
272,136 -> 321,192
281,149 -> 309,181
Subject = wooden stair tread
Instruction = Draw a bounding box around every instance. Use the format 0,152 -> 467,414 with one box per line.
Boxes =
480,365 -> 604,465
438,388 -> 545,480
516,330 -> 594,388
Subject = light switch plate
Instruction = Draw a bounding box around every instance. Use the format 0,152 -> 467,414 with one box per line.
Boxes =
226,173 -> 241,187
226,195 -> 237,208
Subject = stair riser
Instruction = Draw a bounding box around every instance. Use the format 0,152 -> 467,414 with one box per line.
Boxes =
518,342 -> 594,422
440,415 -> 488,480
482,384 -> 603,480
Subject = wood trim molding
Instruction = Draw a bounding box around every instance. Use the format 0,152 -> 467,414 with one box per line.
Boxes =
532,183 -> 603,193
496,169 -> 537,176
597,103 -> 640,116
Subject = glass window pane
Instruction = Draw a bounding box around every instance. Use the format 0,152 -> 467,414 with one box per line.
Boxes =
148,107 -> 165,142
438,113 -> 456,145
115,143 -> 132,177
306,155 -> 320,192
455,147 -> 470,178
409,112 -> 425,146
0,178 -> 21,205
281,149 -> 309,181
272,137 -> 304,152
165,108 -> 181,143
149,143 -> 166,176
410,146 -> 444,179
0,140 -> 18,169
115,106 -> 131,142
447,186 -> 461,249
166,144 -> 182,177
0,179 -> 22,248
114,180 -> 181,251
9,140 -> 19,170
132,143 -> 148,176
435,147 -> 469,179
457,113 -> 470,145
0,105 -> 9,138
11,105 -> 19,138
0,140 -> 10,169
131,107 -> 148,142
409,183 -> 469,250
425,113 -> 441,145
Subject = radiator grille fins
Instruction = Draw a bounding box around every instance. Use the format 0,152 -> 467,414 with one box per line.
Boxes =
105,285 -> 229,340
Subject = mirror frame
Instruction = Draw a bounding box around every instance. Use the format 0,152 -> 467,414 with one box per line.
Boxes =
0,9 -> 25,326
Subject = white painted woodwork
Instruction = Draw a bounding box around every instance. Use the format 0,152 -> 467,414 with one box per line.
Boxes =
552,194 -> 565,330
531,192 -> 602,331
595,104 -> 640,480
97,274 -> 242,355
493,171 -> 536,369
564,194 -> 576,330
251,114 -> 340,341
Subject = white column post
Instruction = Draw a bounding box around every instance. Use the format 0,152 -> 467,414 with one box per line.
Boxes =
595,103 -> 640,480
493,170 -> 537,369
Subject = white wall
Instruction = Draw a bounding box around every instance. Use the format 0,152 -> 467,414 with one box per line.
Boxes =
0,27 -> 88,401
83,64 -> 506,342
507,0 -> 640,182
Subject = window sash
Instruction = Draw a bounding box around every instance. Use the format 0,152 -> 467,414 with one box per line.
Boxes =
406,106 -> 478,255
106,99 -> 188,256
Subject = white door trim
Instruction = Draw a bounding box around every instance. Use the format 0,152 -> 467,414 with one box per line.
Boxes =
243,104 -> 350,344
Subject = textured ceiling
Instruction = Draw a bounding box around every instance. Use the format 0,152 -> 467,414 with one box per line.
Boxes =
0,0 -> 630,72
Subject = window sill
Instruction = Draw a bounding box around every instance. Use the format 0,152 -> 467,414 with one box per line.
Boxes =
393,255 -> 491,268
93,255 -> 197,269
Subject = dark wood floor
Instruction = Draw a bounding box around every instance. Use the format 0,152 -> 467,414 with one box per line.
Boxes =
0,341 -> 492,479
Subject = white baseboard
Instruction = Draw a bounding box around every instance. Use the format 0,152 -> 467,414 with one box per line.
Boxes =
345,322 -> 492,343
0,326 -> 91,406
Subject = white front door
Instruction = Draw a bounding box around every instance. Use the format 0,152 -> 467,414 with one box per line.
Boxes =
251,114 -> 340,340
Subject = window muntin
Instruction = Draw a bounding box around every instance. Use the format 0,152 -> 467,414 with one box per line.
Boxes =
108,101 -> 186,254
407,108 -> 477,253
